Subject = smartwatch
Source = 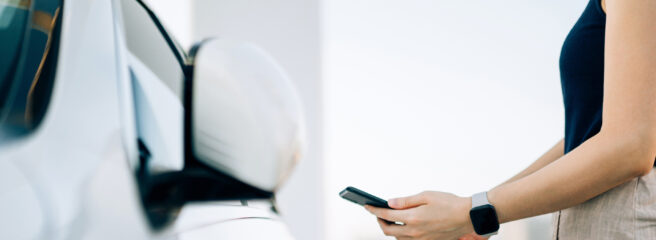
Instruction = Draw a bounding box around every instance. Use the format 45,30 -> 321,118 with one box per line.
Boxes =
469,192 -> 499,237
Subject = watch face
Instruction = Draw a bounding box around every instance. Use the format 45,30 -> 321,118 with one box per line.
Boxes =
469,205 -> 500,235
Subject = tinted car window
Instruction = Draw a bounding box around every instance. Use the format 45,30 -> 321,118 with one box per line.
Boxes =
0,1 -> 29,87
119,0 -> 184,99
0,0 -> 62,135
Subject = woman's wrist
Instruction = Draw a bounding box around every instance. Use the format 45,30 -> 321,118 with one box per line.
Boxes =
458,196 -> 475,234
487,187 -> 507,224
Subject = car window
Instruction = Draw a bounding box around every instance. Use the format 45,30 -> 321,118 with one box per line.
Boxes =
0,1 -> 29,89
119,0 -> 184,99
0,0 -> 62,135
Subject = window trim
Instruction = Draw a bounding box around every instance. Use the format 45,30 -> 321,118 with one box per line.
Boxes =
133,0 -> 189,69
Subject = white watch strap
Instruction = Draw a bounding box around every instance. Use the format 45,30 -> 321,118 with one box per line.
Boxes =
482,232 -> 497,237
471,191 -> 489,208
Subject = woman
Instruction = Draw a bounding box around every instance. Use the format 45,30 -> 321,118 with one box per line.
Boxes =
365,0 -> 656,239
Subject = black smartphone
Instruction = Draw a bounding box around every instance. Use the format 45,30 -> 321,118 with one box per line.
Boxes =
340,186 -> 403,225
339,186 -> 391,209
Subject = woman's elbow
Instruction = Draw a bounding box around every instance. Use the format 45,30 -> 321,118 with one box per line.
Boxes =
631,156 -> 654,177
633,155 -> 654,177
599,128 -> 656,177
622,133 -> 655,177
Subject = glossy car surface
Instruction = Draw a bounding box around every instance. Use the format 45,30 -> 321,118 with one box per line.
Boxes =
0,0 -> 294,239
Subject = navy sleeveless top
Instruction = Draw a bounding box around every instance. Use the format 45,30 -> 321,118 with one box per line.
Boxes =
560,0 -> 606,154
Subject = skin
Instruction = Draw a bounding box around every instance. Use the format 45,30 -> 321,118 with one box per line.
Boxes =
365,140 -> 564,240
366,0 -> 656,239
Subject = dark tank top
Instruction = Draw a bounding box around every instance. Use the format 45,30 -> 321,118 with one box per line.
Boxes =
560,0 -> 606,154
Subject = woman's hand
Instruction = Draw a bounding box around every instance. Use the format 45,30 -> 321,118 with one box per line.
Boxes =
365,191 -> 479,240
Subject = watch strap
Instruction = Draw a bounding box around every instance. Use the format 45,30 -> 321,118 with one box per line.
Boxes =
471,191 -> 489,208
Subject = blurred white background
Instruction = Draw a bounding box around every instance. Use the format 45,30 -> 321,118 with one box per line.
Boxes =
146,0 -> 588,239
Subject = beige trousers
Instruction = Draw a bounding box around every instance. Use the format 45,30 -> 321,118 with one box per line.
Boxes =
552,168 -> 656,239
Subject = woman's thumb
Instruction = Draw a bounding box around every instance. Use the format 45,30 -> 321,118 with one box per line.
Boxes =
388,192 -> 429,209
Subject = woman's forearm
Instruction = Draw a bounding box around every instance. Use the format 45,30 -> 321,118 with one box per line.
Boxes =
488,132 -> 654,223
500,139 -> 564,186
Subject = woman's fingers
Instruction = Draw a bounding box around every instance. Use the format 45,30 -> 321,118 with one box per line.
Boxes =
365,205 -> 410,222
388,192 -> 430,209
376,218 -> 409,237
368,191 -> 473,239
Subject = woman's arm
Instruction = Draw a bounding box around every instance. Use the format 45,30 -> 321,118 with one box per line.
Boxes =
365,0 -> 656,238
500,139 -> 563,186
490,0 -> 656,223
490,131 -> 653,223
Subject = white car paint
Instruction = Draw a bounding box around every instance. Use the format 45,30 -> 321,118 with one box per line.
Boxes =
0,0 -> 296,239
128,52 -> 184,173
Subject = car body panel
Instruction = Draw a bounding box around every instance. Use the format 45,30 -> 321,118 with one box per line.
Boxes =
179,219 -> 293,239
128,52 -> 184,173
156,201 -> 292,239
0,0 -> 147,238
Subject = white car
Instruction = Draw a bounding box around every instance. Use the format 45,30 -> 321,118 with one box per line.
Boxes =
0,0 -> 304,239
